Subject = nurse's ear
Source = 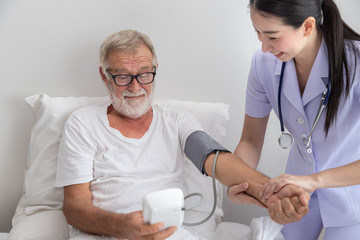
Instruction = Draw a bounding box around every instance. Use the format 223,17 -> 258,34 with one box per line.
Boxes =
302,17 -> 316,37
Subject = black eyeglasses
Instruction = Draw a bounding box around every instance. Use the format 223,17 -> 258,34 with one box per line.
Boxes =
106,69 -> 156,87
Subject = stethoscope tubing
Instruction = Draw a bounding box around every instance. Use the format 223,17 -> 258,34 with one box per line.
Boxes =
277,61 -> 331,149
278,62 -> 287,133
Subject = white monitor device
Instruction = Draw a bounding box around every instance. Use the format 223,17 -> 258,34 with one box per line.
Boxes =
142,188 -> 185,229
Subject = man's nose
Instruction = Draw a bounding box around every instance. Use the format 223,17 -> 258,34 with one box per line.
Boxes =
127,77 -> 142,93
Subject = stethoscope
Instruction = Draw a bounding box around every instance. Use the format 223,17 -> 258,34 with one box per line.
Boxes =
277,61 -> 331,152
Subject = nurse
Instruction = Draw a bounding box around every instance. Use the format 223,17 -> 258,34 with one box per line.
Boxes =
228,0 -> 360,239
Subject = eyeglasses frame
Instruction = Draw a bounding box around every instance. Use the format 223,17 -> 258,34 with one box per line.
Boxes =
106,69 -> 156,87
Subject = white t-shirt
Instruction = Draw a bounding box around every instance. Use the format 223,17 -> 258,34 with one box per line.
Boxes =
55,103 -> 203,214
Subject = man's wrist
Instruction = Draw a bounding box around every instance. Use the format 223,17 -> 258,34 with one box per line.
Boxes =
244,176 -> 269,206
109,213 -> 128,239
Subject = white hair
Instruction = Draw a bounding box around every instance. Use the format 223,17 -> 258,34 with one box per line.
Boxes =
99,29 -> 158,77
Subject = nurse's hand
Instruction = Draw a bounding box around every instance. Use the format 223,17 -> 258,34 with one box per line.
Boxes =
260,174 -> 316,201
227,183 -> 267,208
267,184 -> 310,224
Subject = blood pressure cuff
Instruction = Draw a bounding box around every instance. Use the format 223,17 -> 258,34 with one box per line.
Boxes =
184,130 -> 230,175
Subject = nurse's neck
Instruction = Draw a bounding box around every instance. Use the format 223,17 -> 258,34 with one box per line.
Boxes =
294,28 -> 322,96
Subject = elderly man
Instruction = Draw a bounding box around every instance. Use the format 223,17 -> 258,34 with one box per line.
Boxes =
55,29 -> 309,240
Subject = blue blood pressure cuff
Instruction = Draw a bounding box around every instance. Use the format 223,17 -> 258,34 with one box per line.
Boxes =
184,130 -> 230,175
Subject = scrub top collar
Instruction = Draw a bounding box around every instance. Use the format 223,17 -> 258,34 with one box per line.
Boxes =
274,38 -> 330,114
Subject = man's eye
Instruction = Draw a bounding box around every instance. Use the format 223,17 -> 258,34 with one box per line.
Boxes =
139,73 -> 150,79
118,75 -> 130,80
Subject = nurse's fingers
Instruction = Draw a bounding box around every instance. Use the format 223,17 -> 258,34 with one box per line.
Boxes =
262,174 -> 294,201
261,182 -> 277,201
275,184 -> 310,207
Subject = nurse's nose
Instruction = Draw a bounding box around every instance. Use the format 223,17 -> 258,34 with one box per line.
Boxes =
261,40 -> 271,53
257,33 -> 271,53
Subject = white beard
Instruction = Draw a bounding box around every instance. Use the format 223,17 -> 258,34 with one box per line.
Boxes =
109,84 -> 154,119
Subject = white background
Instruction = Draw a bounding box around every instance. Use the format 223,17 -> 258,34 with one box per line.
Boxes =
0,0 -> 359,233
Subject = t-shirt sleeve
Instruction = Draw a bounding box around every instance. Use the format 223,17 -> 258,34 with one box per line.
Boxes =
245,50 -> 272,118
177,110 -> 204,153
55,112 -> 96,187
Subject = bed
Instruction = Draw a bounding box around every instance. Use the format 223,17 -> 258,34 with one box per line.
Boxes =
2,94 -> 283,240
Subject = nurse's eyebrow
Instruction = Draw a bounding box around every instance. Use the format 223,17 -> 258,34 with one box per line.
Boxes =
263,30 -> 279,34
253,27 -> 279,34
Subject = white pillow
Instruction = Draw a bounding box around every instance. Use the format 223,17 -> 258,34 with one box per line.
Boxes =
155,99 -> 229,230
10,93 -> 230,239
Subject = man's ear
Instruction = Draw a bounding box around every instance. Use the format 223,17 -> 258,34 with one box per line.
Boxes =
302,16 -> 316,37
99,66 -> 108,84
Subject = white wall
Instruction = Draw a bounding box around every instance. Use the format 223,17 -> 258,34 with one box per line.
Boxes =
0,0 -> 359,232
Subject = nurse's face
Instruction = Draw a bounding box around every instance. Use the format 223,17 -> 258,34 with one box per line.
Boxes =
250,8 -> 306,62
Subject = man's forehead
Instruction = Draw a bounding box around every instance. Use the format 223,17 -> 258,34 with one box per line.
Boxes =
110,43 -> 151,56
112,64 -> 152,72
108,48 -> 152,62
108,57 -> 153,73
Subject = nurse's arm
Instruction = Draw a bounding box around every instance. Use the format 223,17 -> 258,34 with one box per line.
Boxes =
234,114 -> 269,169
262,159 -> 360,199
313,159 -> 360,188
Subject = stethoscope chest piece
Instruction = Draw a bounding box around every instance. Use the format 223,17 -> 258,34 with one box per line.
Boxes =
278,132 -> 294,149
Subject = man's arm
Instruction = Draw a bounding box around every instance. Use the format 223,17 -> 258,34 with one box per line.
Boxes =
204,152 -> 270,202
184,113 -> 309,224
62,183 -> 176,239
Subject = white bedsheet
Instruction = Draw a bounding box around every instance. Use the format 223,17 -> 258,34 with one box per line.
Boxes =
250,217 -> 284,240
6,216 -> 284,240
67,218 -> 283,240
0,233 -> 9,240
186,216 -> 284,240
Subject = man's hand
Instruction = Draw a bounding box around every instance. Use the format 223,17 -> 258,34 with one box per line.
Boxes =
268,184 -> 310,207
267,184 -> 310,224
63,184 -> 176,240
267,196 -> 306,224
118,211 -> 177,240
227,182 -> 309,225
227,183 -> 267,208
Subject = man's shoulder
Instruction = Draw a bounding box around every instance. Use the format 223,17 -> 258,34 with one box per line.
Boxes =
153,101 -> 187,118
152,101 -> 201,128
67,104 -> 107,125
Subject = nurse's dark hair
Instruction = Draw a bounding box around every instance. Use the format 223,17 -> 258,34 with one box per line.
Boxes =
249,0 -> 360,136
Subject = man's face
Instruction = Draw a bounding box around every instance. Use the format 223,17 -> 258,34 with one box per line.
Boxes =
104,44 -> 155,118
